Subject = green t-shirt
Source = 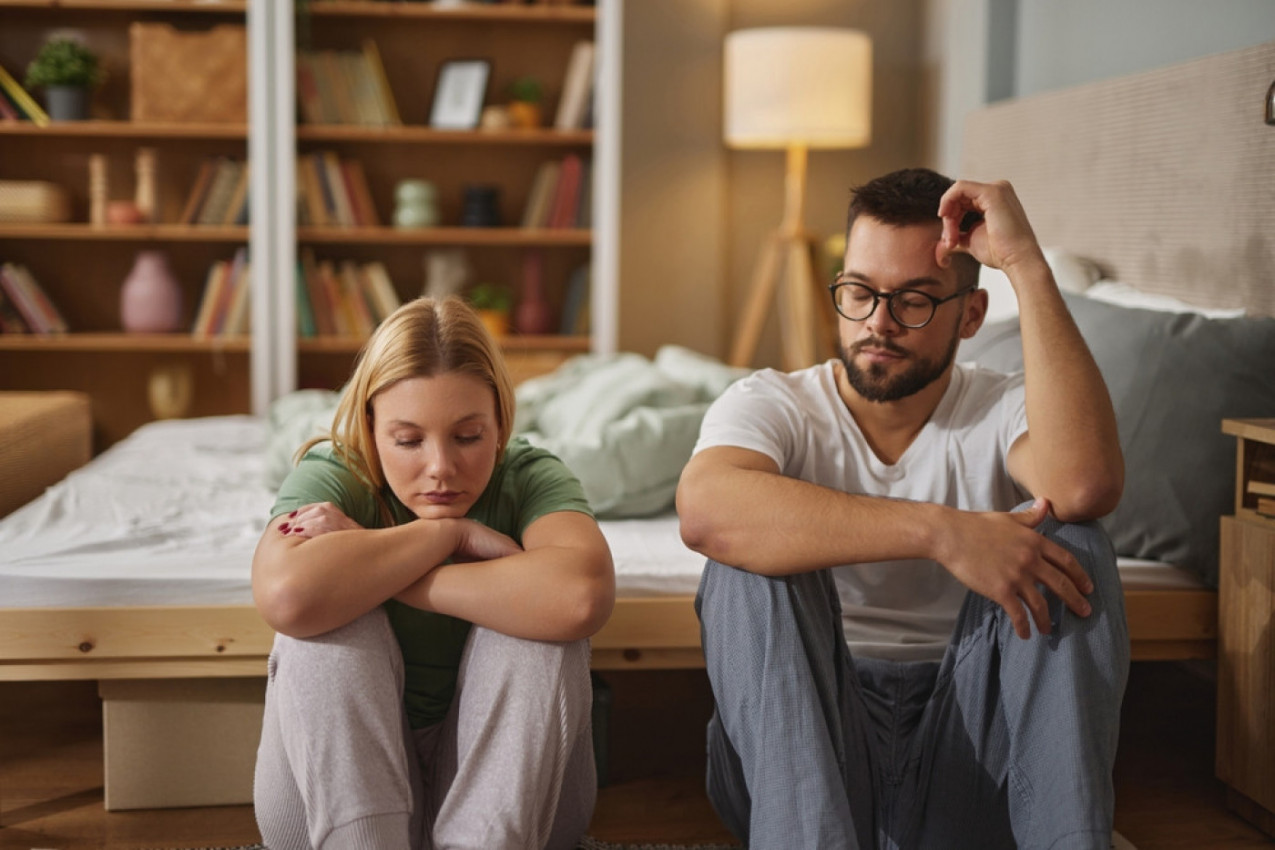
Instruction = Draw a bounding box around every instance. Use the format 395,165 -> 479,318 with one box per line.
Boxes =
271,436 -> 593,729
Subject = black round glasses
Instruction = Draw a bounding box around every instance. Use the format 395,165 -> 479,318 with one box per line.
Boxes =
827,280 -> 978,329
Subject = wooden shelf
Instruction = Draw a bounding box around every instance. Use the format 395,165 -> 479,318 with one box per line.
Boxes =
0,224 -> 248,242
0,333 -> 249,352
296,126 -> 592,146
0,120 -> 248,139
305,1 -> 594,24
0,1 -> 245,12
298,333 -> 590,355
298,226 -> 591,247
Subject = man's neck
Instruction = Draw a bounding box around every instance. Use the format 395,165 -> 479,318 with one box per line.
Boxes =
835,362 -> 955,466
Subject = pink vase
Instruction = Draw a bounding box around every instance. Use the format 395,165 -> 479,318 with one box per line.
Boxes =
120,250 -> 183,333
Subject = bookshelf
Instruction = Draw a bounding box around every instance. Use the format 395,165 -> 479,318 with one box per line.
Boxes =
290,0 -> 604,393
0,0 -> 253,447
0,0 -> 614,448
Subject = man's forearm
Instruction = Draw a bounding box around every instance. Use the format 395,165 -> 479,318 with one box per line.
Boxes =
1011,259 -> 1123,520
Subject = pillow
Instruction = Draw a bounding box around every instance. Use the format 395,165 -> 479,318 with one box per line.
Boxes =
960,294 -> 1275,587
979,248 -> 1102,324
1083,281 -> 1248,319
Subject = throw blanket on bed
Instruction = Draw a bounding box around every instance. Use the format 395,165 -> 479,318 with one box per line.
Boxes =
514,346 -> 750,517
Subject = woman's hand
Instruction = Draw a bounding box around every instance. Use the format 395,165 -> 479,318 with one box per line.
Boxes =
278,501 -> 363,539
452,519 -> 523,562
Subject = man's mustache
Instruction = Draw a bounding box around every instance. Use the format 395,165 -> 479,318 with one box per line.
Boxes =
850,336 -> 908,356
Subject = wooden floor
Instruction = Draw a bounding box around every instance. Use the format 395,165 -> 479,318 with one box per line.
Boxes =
1,662 -> 1271,849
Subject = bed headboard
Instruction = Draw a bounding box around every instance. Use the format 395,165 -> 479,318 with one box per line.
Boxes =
961,40 -> 1275,317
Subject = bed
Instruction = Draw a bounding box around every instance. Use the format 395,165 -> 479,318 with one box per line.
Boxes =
4,39 -> 1275,810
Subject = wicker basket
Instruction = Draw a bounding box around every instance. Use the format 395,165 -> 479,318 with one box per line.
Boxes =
130,23 -> 248,123
0,181 -> 71,224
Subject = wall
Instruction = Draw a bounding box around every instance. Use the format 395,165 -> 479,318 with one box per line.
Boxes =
925,0 -> 1275,173
617,0 -> 926,365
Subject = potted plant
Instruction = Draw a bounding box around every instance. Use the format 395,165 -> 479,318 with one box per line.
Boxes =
468,282 -> 514,338
506,76 -> 543,129
25,38 -> 104,121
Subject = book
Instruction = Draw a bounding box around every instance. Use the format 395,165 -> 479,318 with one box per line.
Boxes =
521,160 -> 561,228
362,261 -> 401,323
221,163 -> 251,226
362,39 -> 402,126
191,260 -> 229,337
338,261 -> 374,336
0,63 -> 49,126
548,153 -> 582,228
0,263 -> 48,332
295,53 -> 327,124
300,248 -> 335,336
341,159 -> 380,226
554,40 -> 595,131
179,159 -> 218,225
1258,496 -> 1275,518
8,264 -> 67,333
0,88 -> 21,122
575,158 -> 593,228
298,155 -> 330,227
222,254 -> 252,336
317,260 -> 350,335
197,159 -> 244,226
295,260 -> 317,338
0,283 -> 29,333
322,151 -> 356,227
559,263 -> 591,335
1246,479 -> 1275,497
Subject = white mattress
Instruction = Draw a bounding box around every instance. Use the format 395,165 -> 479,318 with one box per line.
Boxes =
0,416 -> 1202,608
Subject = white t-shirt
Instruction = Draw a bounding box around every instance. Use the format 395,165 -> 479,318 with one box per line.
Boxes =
693,361 -> 1029,662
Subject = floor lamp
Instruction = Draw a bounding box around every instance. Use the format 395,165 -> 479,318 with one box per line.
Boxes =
724,27 -> 872,370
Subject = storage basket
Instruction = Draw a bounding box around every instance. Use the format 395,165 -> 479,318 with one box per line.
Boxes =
0,181 -> 70,224
130,23 -> 248,123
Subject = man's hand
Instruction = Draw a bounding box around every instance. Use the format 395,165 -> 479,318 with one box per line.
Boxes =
935,179 -> 1045,278
936,498 -> 1094,639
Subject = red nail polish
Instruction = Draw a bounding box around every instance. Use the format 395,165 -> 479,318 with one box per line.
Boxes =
279,523 -> 290,533
289,510 -> 298,518
293,527 -> 304,533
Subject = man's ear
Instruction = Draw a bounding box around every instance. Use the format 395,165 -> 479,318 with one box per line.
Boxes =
960,287 -> 988,339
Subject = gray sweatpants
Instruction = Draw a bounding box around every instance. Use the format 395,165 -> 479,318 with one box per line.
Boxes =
697,514 -> 1130,850
253,607 -> 596,850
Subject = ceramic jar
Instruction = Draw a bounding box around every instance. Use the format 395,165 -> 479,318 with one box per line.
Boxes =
120,250 -> 183,333
393,180 -> 439,228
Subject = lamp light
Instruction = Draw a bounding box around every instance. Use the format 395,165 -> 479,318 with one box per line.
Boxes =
724,27 -> 872,369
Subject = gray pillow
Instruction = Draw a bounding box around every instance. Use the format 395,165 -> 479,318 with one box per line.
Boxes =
959,293 -> 1275,587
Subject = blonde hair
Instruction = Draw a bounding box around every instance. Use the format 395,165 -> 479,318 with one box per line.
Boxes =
298,296 -> 515,501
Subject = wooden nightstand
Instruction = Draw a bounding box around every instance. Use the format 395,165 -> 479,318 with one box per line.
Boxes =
1217,418 -> 1275,838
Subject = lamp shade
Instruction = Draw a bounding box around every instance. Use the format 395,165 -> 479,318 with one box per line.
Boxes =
724,27 -> 872,150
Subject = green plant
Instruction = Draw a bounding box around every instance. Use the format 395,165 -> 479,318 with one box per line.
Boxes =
25,38 -> 104,90
469,283 -> 513,312
507,76 -> 543,104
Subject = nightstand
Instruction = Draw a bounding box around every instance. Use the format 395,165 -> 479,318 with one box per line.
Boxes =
1217,418 -> 1275,838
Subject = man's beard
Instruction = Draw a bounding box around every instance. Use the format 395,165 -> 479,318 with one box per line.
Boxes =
840,329 -> 960,403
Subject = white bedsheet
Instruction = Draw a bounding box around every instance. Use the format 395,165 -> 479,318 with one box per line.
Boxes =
0,416 -> 1201,609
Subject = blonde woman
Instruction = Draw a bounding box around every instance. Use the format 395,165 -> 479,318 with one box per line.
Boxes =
252,296 -> 614,850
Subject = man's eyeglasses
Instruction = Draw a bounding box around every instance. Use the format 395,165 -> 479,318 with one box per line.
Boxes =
827,280 -> 978,329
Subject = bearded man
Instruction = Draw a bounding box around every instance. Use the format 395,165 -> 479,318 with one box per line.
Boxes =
677,168 -> 1129,850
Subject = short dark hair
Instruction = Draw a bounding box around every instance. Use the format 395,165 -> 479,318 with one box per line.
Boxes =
845,167 -> 980,290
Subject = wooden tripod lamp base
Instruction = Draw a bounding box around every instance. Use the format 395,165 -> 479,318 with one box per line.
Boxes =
728,145 -> 836,370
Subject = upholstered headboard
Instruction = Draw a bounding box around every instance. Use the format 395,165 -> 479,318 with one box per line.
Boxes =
962,40 -> 1275,317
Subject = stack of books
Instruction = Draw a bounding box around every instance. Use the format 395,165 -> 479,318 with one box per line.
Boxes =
180,158 -> 251,227
296,40 -> 401,127
521,154 -> 591,229
191,248 -> 252,338
0,263 -> 67,334
296,249 -> 401,338
296,151 -> 380,227
554,40 -> 595,131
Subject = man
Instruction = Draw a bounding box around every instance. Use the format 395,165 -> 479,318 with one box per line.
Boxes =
676,168 -> 1128,850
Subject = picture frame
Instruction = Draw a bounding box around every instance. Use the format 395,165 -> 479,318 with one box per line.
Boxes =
429,59 -> 491,130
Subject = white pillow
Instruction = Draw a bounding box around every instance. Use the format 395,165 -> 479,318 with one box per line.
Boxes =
978,248 -> 1101,324
1082,281 -> 1247,319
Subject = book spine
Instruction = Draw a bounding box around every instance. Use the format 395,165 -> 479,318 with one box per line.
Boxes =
11,264 -> 67,332
0,263 -> 49,333
0,64 -> 49,126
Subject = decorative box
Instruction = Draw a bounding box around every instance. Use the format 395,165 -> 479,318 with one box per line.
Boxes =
130,23 -> 248,124
0,181 -> 71,224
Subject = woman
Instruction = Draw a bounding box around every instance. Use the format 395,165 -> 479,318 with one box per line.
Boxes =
251,296 -> 615,850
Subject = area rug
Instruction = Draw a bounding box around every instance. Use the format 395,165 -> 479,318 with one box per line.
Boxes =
138,837 -> 1136,850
